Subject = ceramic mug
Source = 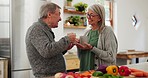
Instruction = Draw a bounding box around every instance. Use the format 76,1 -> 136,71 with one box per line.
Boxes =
80,36 -> 88,45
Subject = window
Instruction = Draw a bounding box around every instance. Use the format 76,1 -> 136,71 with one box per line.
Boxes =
96,0 -> 113,27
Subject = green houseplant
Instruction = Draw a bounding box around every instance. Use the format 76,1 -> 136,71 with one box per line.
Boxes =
74,2 -> 88,12
67,0 -> 73,2
67,16 -> 81,26
67,0 -> 73,6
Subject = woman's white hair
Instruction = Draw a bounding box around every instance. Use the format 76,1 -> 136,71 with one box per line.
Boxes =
88,4 -> 105,29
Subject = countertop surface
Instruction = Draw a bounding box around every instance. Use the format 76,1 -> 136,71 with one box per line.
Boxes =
126,62 -> 148,72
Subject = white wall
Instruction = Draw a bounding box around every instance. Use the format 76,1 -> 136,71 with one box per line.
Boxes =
0,0 -> 10,38
115,0 -> 148,63
115,0 -> 148,52
51,0 -> 65,41
144,7 -> 148,51
145,17 -> 148,51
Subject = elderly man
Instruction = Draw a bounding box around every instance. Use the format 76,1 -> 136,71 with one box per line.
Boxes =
25,2 -> 76,78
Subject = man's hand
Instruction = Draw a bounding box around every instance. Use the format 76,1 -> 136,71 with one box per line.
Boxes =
67,43 -> 75,50
67,33 -> 76,43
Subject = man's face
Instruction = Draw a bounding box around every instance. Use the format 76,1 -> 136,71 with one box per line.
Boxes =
48,8 -> 61,28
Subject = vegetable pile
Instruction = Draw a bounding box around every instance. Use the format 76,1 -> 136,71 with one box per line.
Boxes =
54,65 -> 148,78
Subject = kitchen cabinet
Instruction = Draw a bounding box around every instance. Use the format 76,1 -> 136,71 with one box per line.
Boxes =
0,57 -> 8,78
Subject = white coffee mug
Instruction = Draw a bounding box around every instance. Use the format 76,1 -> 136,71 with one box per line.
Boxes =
80,36 -> 88,45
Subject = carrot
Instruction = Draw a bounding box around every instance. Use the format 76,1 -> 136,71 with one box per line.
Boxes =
130,68 -> 148,77
129,68 -> 143,72
81,71 -> 91,76
143,71 -> 148,77
89,70 -> 95,74
131,71 -> 144,77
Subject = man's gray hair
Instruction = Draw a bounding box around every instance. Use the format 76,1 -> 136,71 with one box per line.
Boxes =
39,2 -> 61,18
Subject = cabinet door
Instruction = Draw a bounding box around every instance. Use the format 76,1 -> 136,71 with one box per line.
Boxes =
0,58 -> 8,78
12,70 -> 35,78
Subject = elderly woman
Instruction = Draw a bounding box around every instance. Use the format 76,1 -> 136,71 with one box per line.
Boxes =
76,4 -> 118,71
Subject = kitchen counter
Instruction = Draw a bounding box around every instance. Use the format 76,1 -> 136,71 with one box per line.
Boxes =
117,51 -> 148,65
126,62 -> 148,72
64,54 -> 148,72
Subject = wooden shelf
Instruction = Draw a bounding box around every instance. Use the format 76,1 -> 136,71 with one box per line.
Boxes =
64,25 -> 86,29
64,9 -> 87,29
64,9 -> 85,15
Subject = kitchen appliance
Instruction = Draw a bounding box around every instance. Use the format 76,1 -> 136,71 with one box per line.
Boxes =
0,0 -> 63,78
10,0 -> 46,78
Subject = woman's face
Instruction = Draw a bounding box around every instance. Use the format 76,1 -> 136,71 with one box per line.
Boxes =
86,9 -> 101,26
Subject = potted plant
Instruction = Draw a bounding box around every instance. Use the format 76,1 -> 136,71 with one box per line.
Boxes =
74,2 -> 88,12
66,16 -> 81,26
67,0 -> 73,6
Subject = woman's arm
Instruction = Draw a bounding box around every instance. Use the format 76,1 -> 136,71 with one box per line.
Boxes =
91,27 -> 118,63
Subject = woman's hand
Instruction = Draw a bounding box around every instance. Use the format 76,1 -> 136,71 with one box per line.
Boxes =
74,38 -> 86,49
83,42 -> 93,50
75,43 -> 85,49
75,42 -> 93,50
67,38 -> 81,50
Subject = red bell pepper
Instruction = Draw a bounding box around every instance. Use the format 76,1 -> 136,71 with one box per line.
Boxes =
119,66 -> 131,76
